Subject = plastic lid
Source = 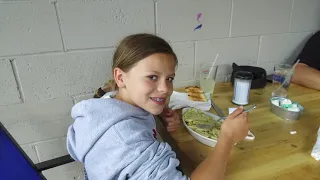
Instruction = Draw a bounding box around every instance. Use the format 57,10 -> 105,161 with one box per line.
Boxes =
234,71 -> 253,80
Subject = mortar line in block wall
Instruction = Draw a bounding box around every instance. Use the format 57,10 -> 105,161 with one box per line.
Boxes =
192,42 -> 197,80
171,37 -> 228,44
154,0 -> 158,35
0,46 -> 116,59
228,0 -> 234,37
72,97 -> 77,105
0,50 -> 65,59
288,0 -> 295,32
20,136 -> 65,147
193,41 -> 197,80
0,1 -> 27,4
53,1 -> 66,52
66,46 -> 117,53
224,31 -> 315,40
34,145 -> 42,163
10,59 -> 25,103
256,36 -> 263,66
170,34 -> 268,44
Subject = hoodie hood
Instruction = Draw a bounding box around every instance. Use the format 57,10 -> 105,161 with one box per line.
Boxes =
67,98 -> 149,162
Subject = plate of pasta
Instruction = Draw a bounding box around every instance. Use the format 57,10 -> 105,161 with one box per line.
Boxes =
182,107 -> 222,147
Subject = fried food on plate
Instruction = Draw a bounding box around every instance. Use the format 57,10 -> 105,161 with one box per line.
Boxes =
185,86 -> 207,102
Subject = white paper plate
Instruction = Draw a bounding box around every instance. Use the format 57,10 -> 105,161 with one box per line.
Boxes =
182,107 -> 221,147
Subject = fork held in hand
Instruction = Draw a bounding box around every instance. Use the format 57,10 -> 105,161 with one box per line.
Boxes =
196,104 -> 256,130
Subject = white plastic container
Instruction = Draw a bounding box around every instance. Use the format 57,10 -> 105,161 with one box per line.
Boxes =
232,71 -> 253,105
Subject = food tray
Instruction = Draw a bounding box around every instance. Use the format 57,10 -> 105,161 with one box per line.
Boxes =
269,97 -> 304,120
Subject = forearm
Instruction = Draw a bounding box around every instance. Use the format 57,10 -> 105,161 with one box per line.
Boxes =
291,63 -> 320,90
190,134 -> 233,180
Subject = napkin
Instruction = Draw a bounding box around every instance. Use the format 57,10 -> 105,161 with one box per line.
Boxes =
311,127 -> 320,161
168,91 -> 211,111
228,107 -> 255,140
228,108 -> 238,114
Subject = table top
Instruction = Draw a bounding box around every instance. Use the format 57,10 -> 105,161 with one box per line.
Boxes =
157,82 -> 320,180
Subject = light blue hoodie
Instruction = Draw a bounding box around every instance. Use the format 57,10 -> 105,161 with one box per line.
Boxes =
67,96 -> 189,180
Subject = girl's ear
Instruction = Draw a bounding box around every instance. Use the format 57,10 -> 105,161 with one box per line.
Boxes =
114,67 -> 126,88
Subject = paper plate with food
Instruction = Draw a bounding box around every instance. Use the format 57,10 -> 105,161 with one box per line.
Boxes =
169,86 -> 212,111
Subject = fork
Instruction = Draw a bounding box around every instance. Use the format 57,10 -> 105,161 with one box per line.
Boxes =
196,104 -> 256,130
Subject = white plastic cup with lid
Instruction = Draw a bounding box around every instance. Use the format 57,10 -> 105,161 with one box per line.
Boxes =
232,71 -> 253,105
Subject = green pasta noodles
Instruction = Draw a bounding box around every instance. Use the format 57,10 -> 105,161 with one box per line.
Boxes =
183,108 -> 222,140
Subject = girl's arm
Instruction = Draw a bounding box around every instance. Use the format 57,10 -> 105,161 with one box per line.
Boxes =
190,133 -> 233,180
190,106 -> 248,180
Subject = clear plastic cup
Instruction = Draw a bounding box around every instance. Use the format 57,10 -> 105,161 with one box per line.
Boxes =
272,64 -> 293,98
200,62 -> 218,94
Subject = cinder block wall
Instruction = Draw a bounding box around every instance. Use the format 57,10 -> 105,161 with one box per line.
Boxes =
0,0 -> 319,179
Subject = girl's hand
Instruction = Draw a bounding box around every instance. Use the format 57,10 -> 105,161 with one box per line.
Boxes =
220,106 -> 249,143
160,108 -> 181,132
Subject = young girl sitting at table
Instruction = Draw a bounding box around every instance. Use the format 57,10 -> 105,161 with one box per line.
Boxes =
66,33 -> 249,180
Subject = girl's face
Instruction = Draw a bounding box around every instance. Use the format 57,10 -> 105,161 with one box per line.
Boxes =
115,53 -> 176,115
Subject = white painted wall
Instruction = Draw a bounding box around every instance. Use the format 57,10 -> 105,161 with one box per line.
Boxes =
0,0 -> 319,179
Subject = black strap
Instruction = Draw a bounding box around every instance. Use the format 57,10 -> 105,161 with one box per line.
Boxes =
93,87 -> 106,98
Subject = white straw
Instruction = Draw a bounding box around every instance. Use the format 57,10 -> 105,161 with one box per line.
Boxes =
206,53 -> 219,80
274,59 -> 300,94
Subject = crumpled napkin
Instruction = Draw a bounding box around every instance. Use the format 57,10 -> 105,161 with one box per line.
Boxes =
311,127 -> 320,161
168,91 -> 211,111
228,107 -> 255,140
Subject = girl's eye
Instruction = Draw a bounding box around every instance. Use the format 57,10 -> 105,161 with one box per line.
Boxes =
148,75 -> 158,80
168,77 -> 174,82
